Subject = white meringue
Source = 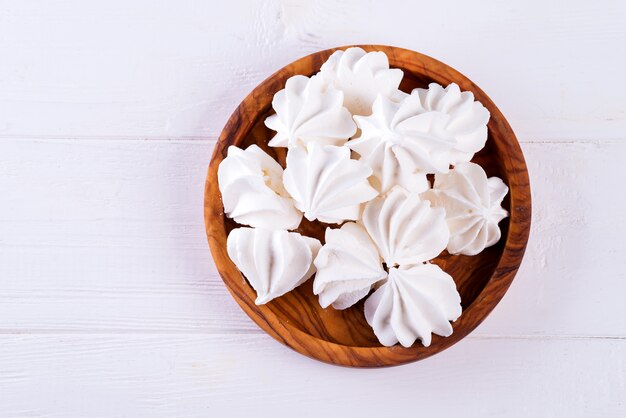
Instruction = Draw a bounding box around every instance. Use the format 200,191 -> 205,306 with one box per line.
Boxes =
348,94 -> 456,193
264,75 -> 356,148
319,47 -> 404,115
313,222 -> 387,310
423,162 -> 509,256
227,227 -> 321,305
283,143 -> 378,224
364,263 -> 462,347
218,145 -> 302,230
413,83 -> 490,164
362,187 -> 449,267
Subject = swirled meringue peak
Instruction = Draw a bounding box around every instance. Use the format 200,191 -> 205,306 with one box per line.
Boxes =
423,162 -> 509,256
283,143 -> 378,224
264,75 -> 356,148
348,94 -> 458,193
413,83 -> 490,164
313,222 -> 387,310
227,227 -> 321,305
364,263 -> 462,347
319,47 -> 404,116
218,144 -> 302,230
362,186 -> 449,267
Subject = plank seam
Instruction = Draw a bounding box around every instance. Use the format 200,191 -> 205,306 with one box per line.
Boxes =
1,136 -> 626,144
0,330 -> 624,340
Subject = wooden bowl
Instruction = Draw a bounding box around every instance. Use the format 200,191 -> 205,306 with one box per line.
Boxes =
204,45 -> 531,367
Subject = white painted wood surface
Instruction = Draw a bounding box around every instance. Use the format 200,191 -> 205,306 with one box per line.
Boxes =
1,1 -> 625,416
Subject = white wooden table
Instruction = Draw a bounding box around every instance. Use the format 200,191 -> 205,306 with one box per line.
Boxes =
1,1 -> 625,416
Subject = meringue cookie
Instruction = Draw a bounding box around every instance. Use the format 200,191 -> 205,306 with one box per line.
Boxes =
413,83 -> 490,164
422,162 -> 509,256
365,263 -> 462,347
348,94 -> 456,193
227,227 -> 321,305
264,75 -> 356,148
283,143 -> 378,224
362,186 -> 449,267
319,47 -> 404,115
218,145 -> 302,230
313,222 -> 387,310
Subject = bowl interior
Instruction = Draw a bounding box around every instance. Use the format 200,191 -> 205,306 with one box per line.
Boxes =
221,66 -> 510,348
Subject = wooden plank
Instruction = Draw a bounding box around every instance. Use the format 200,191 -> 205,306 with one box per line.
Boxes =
0,334 -> 624,417
479,140 -> 626,336
0,139 -> 257,333
0,139 -> 624,337
0,0 -> 625,140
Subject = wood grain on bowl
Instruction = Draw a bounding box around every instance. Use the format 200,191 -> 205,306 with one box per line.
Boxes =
204,45 -> 531,367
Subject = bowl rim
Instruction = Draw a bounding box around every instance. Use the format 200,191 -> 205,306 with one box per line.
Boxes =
204,44 -> 531,367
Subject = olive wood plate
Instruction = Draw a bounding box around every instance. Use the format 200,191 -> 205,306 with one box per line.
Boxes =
204,45 -> 531,367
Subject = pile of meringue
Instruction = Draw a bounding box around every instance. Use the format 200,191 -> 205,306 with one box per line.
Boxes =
218,47 -> 509,348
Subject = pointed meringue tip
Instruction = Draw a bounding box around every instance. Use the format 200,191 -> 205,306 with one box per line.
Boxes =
317,297 -> 331,309
255,295 -> 272,305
